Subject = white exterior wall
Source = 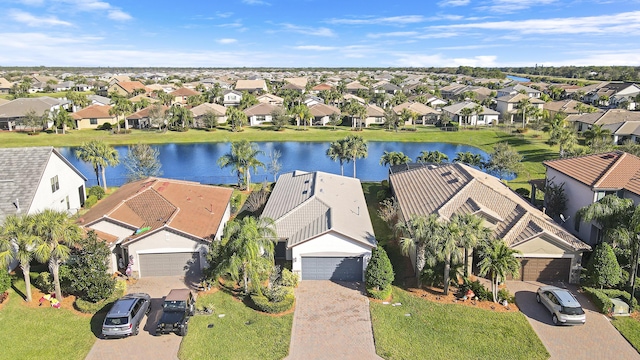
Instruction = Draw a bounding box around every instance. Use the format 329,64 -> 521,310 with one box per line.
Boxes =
89,220 -> 135,239
249,114 -> 273,126
214,203 -> 231,241
127,229 -> 209,278
290,231 -> 373,280
28,153 -> 85,216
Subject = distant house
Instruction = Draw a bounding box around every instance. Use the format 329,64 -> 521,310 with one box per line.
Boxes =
390,162 -> 590,283
374,82 -> 401,95
170,87 -> 200,105
223,90 -> 242,107
543,151 -> 640,246
543,99 -> 597,119
191,103 -> 228,127
72,104 -> 116,130
565,109 -> 640,143
442,101 -> 499,126
0,78 -> 12,95
281,82 -> 305,93
78,178 -> 233,278
345,81 -> 368,94
74,84 -> 92,92
107,81 -> 148,97
352,104 -> 385,128
244,103 -> 278,126
495,93 -> 545,124
393,102 -> 440,125
87,94 -> 112,106
126,105 -> 168,129
342,93 -> 366,106
261,170 -> 376,281
235,79 -> 267,94
310,83 -> 334,94
0,147 -> 87,226
496,84 -> 541,98
257,93 -> 284,106
309,103 -> 340,126
0,97 -> 69,131
303,95 -> 324,107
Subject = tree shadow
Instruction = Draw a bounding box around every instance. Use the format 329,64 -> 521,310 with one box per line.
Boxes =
89,304 -> 112,338
11,284 -> 26,301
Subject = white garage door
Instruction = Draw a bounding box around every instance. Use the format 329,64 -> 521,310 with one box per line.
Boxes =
138,252 -> 201,277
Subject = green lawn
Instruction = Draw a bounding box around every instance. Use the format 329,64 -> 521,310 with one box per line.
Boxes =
0,91 -> 95,100
370,287 -> 549,360
0,279 -> 97,360
178,290 -> 293,360
612,317 -> 640,352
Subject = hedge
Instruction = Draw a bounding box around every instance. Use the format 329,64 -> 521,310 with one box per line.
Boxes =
250,293 -> 295,314
367,286 -> 392,300
583,287 -> 637,314
75,279 -> 126,314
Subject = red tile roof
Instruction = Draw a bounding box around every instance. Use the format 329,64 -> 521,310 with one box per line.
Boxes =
71,104 -> 113,119
170,87 -> 200,97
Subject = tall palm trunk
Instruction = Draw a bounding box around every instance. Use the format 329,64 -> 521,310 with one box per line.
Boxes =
339,162 -> 344,176
492,273 -> 498,303
464,247 -> 471,277
443,252 -> 451,295
101,165 -> 108,191
242,262 -> 248,294
352,156 -> 357,178
22,262 -> 32,302
49,259 -> 62,300
416,245 -> 426,288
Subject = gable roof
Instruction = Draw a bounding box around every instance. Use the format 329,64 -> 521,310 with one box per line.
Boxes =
0,97 -> 68,118
112,81 -> 147,95
170,87 -> 200,97
544,151 -> 640,196
442,101 -> 498,115
366,104 -> 385,117
71,104 -> 113,120
261,171 -> 376,248
235,79 -> 267,91
393,101 -> 439,115
496,93 -> 545,104
126,105 -> 168,120
0,147 -> 87,224
311,83 -> 333,91
309,103 -> 340,117
345,81 -> 368,90
244,102 -> 278,116
0,78 -> 12,89
79,177 -> 233,241
565,109 -> 640,126
284,77 -> 307,88
190,102 -> 227,117
543,99 -> 593,115
389,163 -> 589,251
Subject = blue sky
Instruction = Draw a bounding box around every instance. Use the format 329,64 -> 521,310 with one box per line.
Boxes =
1,0 -> 639,67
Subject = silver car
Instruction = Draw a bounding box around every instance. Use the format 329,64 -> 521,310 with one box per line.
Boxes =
536,286 -> 586,325
102,293 -> 151,338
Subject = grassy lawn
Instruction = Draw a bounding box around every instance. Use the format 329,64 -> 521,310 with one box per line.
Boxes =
612,317 -> 640,352
178,290 -> 293,360
0,91 -> 95,100
370,287 -> 548,360
0,279 -> 96,360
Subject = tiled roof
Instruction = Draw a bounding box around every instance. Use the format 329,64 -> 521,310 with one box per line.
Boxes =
71,104 -> 113,120
496,93 -> 545,104
393,102 -> 439,115
244,102 -> 278,116
309,103 -> 340,117
79,178 -> 233,241
390,163 -> 589,251
190,103 -> 226,117
235,79 -> 266,90
544,151 -> 640,195
170,87 -> 200,96
0,97 -> 68,118
311,83 -> 333,91
261,171 -> 376,249
127,105 -> 168,120
366,104 -> 385,117
114,81 -> 147,94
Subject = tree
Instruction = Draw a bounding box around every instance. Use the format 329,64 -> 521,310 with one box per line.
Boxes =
226,106 -> 247,132
327,112 -> 342,130
353,103 -> 368,130
517,97 -> 532,128
451,213 -> 491,277
400,108 -> 414,128
417,150 -> 448,164
365,246 -> 394,292
398,214 -> 443,287
270,107 -> 289,131
211,216 -> 277,294
379,151 -> 411,167
201,110 -> 219,130
585,242 -> 621,289
109,97 -> 133,132
76,140 -> 120,191
326,138 -> 350,176
267,149 -> 282,182
65,91 -> 89,110
123,143 -> 163,181
478,238 -> 522,302
148,103 -> 167,130
440,219 -> 464,295
383,108 -> 400,132
23,109 -> 46,132
0,214 -> 40,302
217,140 -> 265,190
167,105 -> 193,130
291,104 -> 312,129
454,151 -> 483,167
52,108 -> 74,134
68,231 -> 116,302
544,179 -> 568,221
239,91 -> 258,110
473,104 -> 485,128
459,107 -> 473,127
583,124 -> 612,152
486,142 -> 522,179
31,209 -> 82,300
344,135 -> 368,178
153,90 -> 174,106
187,95 -> 204,107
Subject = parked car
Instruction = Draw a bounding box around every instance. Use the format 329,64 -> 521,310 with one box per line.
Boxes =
102,293 -> 151,338
536,286 -> 586,325
156,289 -> 195,336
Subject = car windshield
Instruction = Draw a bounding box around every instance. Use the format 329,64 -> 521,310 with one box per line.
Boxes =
561,306 -> 584,315
163,300 -> 186,311
104,317 -> 128,326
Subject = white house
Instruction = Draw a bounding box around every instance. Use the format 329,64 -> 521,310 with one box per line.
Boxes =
223,90 -> 242,107
352,104 -> 385,128
261,171 -> 377,281
78,178 -> 233,278
442,101 -> 499,126
495,93 -> 545,124
244,103 -> 278,126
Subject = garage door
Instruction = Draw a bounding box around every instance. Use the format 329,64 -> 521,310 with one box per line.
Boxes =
301,256 -> 363,281
139,252 -> 201,277
520,258 -> 571,282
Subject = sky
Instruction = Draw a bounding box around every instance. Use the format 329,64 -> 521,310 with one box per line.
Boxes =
1,0 -> 639,68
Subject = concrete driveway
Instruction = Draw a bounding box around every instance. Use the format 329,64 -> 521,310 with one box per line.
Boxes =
507,281 -> 640,360
286,281 -> 382,360
85,276 -> 195,360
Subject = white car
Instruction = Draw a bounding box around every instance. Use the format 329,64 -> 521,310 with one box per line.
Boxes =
536,286 -> 586,325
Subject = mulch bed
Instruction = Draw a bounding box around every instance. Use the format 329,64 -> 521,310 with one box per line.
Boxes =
405,286 -> 519,312
0,291 -> 8,311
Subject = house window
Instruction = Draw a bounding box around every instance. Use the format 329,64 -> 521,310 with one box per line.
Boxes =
255,116 -> 266,122
51,175 -> 59,193
65,196 -> 70,210
90,118 -> 98,125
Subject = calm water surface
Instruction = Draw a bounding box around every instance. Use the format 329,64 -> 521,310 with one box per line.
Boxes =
59,142 -> 492,187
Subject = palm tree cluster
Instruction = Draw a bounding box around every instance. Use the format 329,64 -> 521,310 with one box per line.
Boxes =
75,140 -> 120,191
217,139 -> 265,190
326,135 -> 368,177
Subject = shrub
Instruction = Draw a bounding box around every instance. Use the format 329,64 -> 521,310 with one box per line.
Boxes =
583,287 -> 613,313
280,268 -> 298,288
0,269 -> 11,294
34,272 -> 55,294
365,246 -> 394,293
251,292 -> 295,314
262,286 -> 293,303
74,279 -> 126,314
459,279 -> 492,301
515,128 -> 529,134
497,288 -> 515,304
367,286 -> 392,300
84,195 -> 98,208
88,186 -> 106,200
98,123 -> 112,130
584,242 -> 621,288
514,188 -> 530,198
69,231 -> 116,302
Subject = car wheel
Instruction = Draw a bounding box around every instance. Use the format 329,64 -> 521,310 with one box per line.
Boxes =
180,324 -> 188,337
536,294 -> 540,303
552,314 -> 559,325
133,326 -> 139,336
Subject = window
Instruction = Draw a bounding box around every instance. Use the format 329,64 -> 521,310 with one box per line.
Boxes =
90,118 -> 98,125
50,175 -> 59,193
255,115 -> 266,122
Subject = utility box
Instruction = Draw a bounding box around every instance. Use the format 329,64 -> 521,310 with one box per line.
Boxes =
610,298 -> 630,316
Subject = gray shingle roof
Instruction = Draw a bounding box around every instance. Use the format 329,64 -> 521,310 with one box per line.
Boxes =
261,170 -> 376,248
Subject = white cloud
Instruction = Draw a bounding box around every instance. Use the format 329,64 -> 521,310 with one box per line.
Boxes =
394,53 -> 498,67
294,45 -> 337,51
281,23 -> 335,37
438,0 -> 470,6
107,9 -> 131,21
8,9 -> 73,27
216,38 -> 237,44
367,31 -> 419,39
242,0 -> 270,5
478,0 -> 558,13
326,15 -> 426,25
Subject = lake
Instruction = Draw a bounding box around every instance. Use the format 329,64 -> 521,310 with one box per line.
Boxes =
58,142 -> 493,187
506,75 -> 530,82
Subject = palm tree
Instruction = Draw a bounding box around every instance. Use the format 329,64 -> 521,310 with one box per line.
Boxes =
0,214 -> 40,302
459,107 -> 473,127
292,104 -> 312,129
354,104 -> 368,130
440,219 -> 463,295
451,214 -> 491,277
379,151 -> 411,168
517,97 -> 532,129
454,151 -> 483,167
472,104 -> 484,128
398,214 -> 443,287
76,140 -> 120,191
417,150 -> 449,164
226,107 -> 247,132
52,108 -> 74,134
344,135 -> 368,178
217,140 -> 265,190
400,108 -> 413,128
478,239 -> 522,302
213,216 -> 277,294
583,124 -> 612,147
326,139 -> 350,176
109,97 -> 133,132
31,210 -> 82,300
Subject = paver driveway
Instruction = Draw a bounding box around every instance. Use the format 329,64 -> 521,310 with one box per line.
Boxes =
85,276 -> 195,360
286,281 -> 382,360
507,281 -> 640,360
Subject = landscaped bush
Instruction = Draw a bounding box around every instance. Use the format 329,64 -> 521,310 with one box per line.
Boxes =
88,185 -> 106,200
98,123 -> 112,130
0,269 -> 11,294
75,279 -> 126,314
498,287 -> 515,304
515,128 -> 529,134
583,287 -> 637,314
280,268 -> 298,288
366,246 -> 394,299
368,286 -> 392,300
458,279 -> 492,301
251,292 -> 295,314
34,272 -> 55,294
514,188 -> 530,198
84,195 -> 98,208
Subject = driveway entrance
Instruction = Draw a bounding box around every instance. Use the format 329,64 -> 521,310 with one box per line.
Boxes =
507,281 -> 640,360
286,281 -> 382,360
